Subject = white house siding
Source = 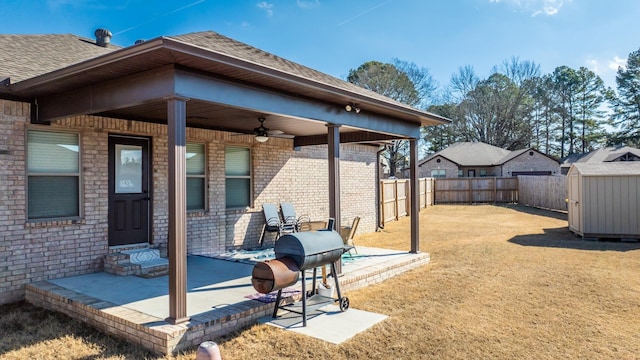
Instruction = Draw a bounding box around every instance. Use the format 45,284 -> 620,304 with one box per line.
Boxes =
502,151 -> 560,176
0,99 -> 377,305
418,156 -> 459,178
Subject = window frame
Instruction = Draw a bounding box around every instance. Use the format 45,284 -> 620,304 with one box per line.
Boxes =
431,169 -> 446,178
224,145 -> 253,209
26,128 -> 83,222
186,142 -> 207,212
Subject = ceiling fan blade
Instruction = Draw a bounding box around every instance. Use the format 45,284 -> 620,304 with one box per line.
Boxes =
271,133 -> 295,139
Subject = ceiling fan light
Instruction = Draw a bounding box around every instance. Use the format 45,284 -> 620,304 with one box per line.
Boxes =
255,134 -> 269,143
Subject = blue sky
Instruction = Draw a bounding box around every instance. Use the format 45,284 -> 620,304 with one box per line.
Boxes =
1,0 -> 639,91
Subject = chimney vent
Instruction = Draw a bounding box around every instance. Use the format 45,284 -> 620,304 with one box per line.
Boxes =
94,28 -> 112,47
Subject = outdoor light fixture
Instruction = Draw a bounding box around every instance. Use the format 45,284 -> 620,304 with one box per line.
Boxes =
253,117 -> 270,142
345,103 -> 360,113
255,134 -> 269,143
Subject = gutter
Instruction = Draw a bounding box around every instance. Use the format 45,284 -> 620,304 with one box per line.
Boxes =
375,145 -> 388,230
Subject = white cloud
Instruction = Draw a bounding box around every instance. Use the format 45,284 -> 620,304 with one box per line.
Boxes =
257,1 -> 274,16
587,59 -> 600,74
297,0 -> 319,8
490,0 -> 568,17
608,56 -> 627,71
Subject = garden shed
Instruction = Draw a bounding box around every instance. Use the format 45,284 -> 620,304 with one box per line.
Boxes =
567,162 -> 640,239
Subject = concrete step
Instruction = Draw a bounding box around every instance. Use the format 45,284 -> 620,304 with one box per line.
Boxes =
104,248 -> 168,278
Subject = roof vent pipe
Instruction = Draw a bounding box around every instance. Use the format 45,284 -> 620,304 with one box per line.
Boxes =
94,28 -> 112,47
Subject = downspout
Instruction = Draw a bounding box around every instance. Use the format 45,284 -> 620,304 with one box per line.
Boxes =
376,145 -> 387,230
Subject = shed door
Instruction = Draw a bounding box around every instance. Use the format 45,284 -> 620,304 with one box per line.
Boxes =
568,172 -> 581,233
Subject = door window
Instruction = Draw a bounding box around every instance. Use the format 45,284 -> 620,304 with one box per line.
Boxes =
115,144 -> 142,193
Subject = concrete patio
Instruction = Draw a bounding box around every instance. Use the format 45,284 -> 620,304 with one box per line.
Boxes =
24,246 -> 430,355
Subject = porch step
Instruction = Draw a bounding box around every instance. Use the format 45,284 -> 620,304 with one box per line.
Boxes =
104,248 -> 169,278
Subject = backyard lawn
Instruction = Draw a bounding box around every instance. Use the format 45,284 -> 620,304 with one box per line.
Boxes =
2,204 -> 640,359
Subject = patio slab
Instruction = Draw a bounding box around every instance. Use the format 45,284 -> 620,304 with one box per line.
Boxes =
25,246 -> 429,355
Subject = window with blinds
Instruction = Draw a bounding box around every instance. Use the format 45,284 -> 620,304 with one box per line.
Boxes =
186,143 -> 206,211
225,146 -> 251,208
431,169 -> 446,178
27,130 -> 80,219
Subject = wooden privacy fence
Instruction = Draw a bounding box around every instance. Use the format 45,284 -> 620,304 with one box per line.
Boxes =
433,177 -> 518,204
380,176 -> 567,226
517,175 -> 567,212
380,178 -> 434,225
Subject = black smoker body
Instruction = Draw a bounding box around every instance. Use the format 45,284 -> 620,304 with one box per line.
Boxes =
251,228 -> 351,327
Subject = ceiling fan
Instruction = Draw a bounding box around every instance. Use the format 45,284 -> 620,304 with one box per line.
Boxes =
252,117 -> 294,142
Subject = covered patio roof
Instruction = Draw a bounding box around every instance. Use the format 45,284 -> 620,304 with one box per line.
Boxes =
2,31 -> 449,144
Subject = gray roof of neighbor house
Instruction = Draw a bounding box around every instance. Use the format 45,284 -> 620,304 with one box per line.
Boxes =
561,146 -> 640,167
419,142 -> 559,167
0,31 -> 450,128
569,162 -> 640,176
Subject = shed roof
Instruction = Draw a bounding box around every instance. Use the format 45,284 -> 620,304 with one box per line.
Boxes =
569,162 -> 640,176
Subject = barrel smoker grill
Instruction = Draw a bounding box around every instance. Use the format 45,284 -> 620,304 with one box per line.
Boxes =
251,229 -> 352,327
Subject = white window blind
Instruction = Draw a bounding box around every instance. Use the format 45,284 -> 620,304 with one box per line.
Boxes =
225,146 -> 251,208
27,130 -> 80,219
186,143 -> 206,211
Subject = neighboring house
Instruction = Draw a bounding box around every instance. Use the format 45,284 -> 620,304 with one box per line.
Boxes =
417,142 -> 560,178
560,146 -> 640,174
0,30 -> 448,307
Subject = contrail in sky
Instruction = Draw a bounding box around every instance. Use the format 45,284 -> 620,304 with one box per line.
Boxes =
337,0 -> 396,27
114,0 -> 207,36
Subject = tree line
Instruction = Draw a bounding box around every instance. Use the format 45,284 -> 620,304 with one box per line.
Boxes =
347,47 -> 640,175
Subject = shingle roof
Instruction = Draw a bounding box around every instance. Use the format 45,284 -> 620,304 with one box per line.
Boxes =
569,162 -> 640,176
561,146 -> 640,166
0,30 -> 450,127
166,31 -> 420,112
0,34 -> 119,83
420,142 -> 559,167
423,142 -> 511,166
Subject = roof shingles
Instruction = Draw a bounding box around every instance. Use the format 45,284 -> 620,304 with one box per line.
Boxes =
0,34 -> 118,83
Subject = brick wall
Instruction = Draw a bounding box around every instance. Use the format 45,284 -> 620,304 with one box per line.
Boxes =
0,99 -> 378,305
502,151 -> 560,176
419,156 -> 459,178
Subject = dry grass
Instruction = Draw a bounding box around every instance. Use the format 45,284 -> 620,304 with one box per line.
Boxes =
2,204 -> 640,359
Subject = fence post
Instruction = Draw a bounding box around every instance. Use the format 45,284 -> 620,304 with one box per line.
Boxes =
394,180 -> 399,221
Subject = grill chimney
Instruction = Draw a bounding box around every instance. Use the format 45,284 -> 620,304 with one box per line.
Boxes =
94,28 -> 112,47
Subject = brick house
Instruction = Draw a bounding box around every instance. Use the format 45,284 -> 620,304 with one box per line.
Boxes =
0,29 -> 448,314
418,142 -> 560,178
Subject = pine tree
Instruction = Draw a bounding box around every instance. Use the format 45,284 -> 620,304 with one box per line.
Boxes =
610,47 -> 640,145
